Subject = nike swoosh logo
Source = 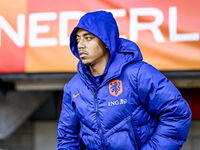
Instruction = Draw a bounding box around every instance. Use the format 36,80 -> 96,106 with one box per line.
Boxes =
73,92 -> 81,98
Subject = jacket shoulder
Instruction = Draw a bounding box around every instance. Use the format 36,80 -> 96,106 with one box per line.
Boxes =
122,61 -> 146,77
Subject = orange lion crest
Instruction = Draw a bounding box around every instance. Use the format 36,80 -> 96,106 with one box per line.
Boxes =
109,79 -> 123,97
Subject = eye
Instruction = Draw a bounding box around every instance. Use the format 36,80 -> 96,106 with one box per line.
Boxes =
76,38 -> 80,43
86,36 -> 92,41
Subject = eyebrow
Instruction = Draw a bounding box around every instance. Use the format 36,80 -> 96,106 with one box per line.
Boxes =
76,32 -> 94,38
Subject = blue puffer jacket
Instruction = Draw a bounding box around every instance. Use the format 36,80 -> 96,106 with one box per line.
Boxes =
57,11 -> 192,150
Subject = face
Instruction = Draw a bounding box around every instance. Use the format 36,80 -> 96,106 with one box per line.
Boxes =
76,29 -> 109,67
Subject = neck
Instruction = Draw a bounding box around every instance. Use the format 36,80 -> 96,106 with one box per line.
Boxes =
89,48 -> 110,76
89,62 -> 106,76
89,54 -> 110,76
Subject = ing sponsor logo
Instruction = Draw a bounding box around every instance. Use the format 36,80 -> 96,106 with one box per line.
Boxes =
109,79 -> 123,97
108,99 -> 127,107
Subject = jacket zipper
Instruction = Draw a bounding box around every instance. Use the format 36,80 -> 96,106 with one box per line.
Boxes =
94,89 -> 106,150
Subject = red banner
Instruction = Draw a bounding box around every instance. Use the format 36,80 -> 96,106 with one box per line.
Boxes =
0,0 -> 200,73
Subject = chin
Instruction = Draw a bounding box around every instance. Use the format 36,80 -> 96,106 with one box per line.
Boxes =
81,61 -> 91,66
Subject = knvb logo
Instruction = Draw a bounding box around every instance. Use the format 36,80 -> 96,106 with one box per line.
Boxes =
108,99 -> 127,107
109,79 -> 123,97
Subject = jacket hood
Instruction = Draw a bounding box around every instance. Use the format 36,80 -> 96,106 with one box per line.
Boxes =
70,11 -> 143,87
70,11 -> 119,69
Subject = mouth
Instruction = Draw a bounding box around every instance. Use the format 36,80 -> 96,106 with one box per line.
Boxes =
79,50 -> 88,58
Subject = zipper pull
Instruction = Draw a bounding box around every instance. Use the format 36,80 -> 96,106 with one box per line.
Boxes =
94,92 -> 97,99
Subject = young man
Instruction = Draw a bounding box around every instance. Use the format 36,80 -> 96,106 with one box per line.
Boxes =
57,11 -> 192,150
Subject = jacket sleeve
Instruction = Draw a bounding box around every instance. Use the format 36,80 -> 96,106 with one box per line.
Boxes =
57,84 -> 84,150
137,63 -> 192,150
